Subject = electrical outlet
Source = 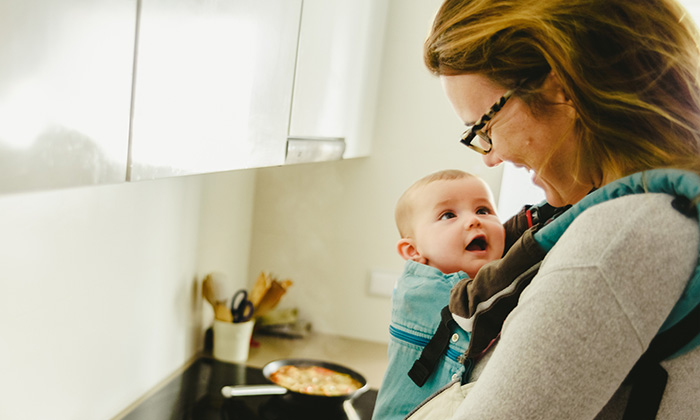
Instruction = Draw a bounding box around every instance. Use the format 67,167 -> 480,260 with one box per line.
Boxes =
368,270 -> 399,298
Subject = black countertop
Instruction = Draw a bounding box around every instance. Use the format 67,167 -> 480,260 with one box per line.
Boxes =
119,356 -> 377,420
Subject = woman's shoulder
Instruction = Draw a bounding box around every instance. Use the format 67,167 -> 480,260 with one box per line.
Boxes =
547,193 -> 698,269
575,192 -> 695,234
544,193 -> 698,324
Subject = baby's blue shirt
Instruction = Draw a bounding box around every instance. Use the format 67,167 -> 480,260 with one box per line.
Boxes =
372,260 -> 471,420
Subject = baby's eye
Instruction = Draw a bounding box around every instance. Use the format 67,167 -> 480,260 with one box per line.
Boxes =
439,211 -> 457,220
476,207 -> 493,215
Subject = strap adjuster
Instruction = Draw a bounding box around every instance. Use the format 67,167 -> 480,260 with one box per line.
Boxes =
407,306 -> 456,387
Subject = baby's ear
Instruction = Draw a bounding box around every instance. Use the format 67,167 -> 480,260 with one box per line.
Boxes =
397,238 -> 424,263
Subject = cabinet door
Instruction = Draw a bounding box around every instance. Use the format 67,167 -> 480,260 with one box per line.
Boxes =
288,0 -> 389,161
0,0 -> 136,194
129,0 -> 302,180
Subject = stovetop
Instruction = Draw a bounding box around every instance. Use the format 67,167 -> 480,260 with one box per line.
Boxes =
120,356 -> 377,420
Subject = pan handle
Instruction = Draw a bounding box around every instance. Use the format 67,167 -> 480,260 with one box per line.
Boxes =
221,384 -> 288,398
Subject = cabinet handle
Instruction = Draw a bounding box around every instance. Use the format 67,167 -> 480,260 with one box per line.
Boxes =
285,137 -> 346,164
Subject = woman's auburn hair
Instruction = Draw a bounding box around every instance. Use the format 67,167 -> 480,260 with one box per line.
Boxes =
424,0 -> 700,177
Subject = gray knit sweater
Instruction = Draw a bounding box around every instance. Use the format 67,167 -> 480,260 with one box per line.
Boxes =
452,193 -> 700,419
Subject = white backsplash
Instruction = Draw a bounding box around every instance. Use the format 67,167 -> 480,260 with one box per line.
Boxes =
0,170 -> 257,420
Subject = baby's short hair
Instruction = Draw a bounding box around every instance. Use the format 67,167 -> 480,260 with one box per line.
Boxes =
395,169 -> 476,238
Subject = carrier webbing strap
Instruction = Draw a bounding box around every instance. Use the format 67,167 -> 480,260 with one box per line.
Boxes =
408,202 -> 557,387
622,299 -> 700,420
408,306 -> 456,387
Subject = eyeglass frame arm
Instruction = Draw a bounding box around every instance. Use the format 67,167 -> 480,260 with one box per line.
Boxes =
459,88 -> 516,155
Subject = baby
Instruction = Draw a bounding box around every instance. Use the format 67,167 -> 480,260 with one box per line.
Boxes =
372,169 -> 506,420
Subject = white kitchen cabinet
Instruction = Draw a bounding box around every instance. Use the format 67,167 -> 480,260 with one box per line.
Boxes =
130,0 -> 389,178
0,0 -> 389,193
0,0 -> 136,194
129,0 -> 302,180
288,0 -> 389,162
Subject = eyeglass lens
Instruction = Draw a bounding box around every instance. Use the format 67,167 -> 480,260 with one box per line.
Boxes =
473,131 -> 491,151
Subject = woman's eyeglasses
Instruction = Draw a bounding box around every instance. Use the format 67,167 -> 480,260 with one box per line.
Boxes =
460,89 -> 515,155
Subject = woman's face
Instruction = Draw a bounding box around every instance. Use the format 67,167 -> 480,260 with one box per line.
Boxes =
441,73 -> 594,207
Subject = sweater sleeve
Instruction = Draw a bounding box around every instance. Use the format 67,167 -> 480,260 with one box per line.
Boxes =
452,193 -> 699,420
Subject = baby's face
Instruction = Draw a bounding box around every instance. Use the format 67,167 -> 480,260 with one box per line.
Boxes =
411,177 -> 505,277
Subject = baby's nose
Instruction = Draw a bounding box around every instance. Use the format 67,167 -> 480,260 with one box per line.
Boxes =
465,216 -> 482,230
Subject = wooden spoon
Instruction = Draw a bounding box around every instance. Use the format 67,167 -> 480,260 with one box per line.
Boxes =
203,272 -> 234,322
254,279 -> 293,319
214,301 -> 234,323
202,274 -> 219,308
249,272 -> 272,307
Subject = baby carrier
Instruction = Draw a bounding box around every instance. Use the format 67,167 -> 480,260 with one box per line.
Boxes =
408,169 -> 700,420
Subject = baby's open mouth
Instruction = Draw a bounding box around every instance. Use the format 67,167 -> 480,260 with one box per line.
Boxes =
466,236 -> 487,251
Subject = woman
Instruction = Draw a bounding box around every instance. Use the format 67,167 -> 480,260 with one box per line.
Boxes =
420,0 -> 700,418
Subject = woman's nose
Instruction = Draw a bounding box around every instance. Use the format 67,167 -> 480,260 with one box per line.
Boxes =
482,151 -> 503,167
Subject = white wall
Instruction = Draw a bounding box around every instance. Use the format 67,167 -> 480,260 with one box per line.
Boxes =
0,169 -> 257,420
247,0 -> 504,343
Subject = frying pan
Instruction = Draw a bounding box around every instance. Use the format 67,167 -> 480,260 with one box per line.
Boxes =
220,358 -> 369,404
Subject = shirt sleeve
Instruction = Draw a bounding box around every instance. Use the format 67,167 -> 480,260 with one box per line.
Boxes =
452,193 -> 699,419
